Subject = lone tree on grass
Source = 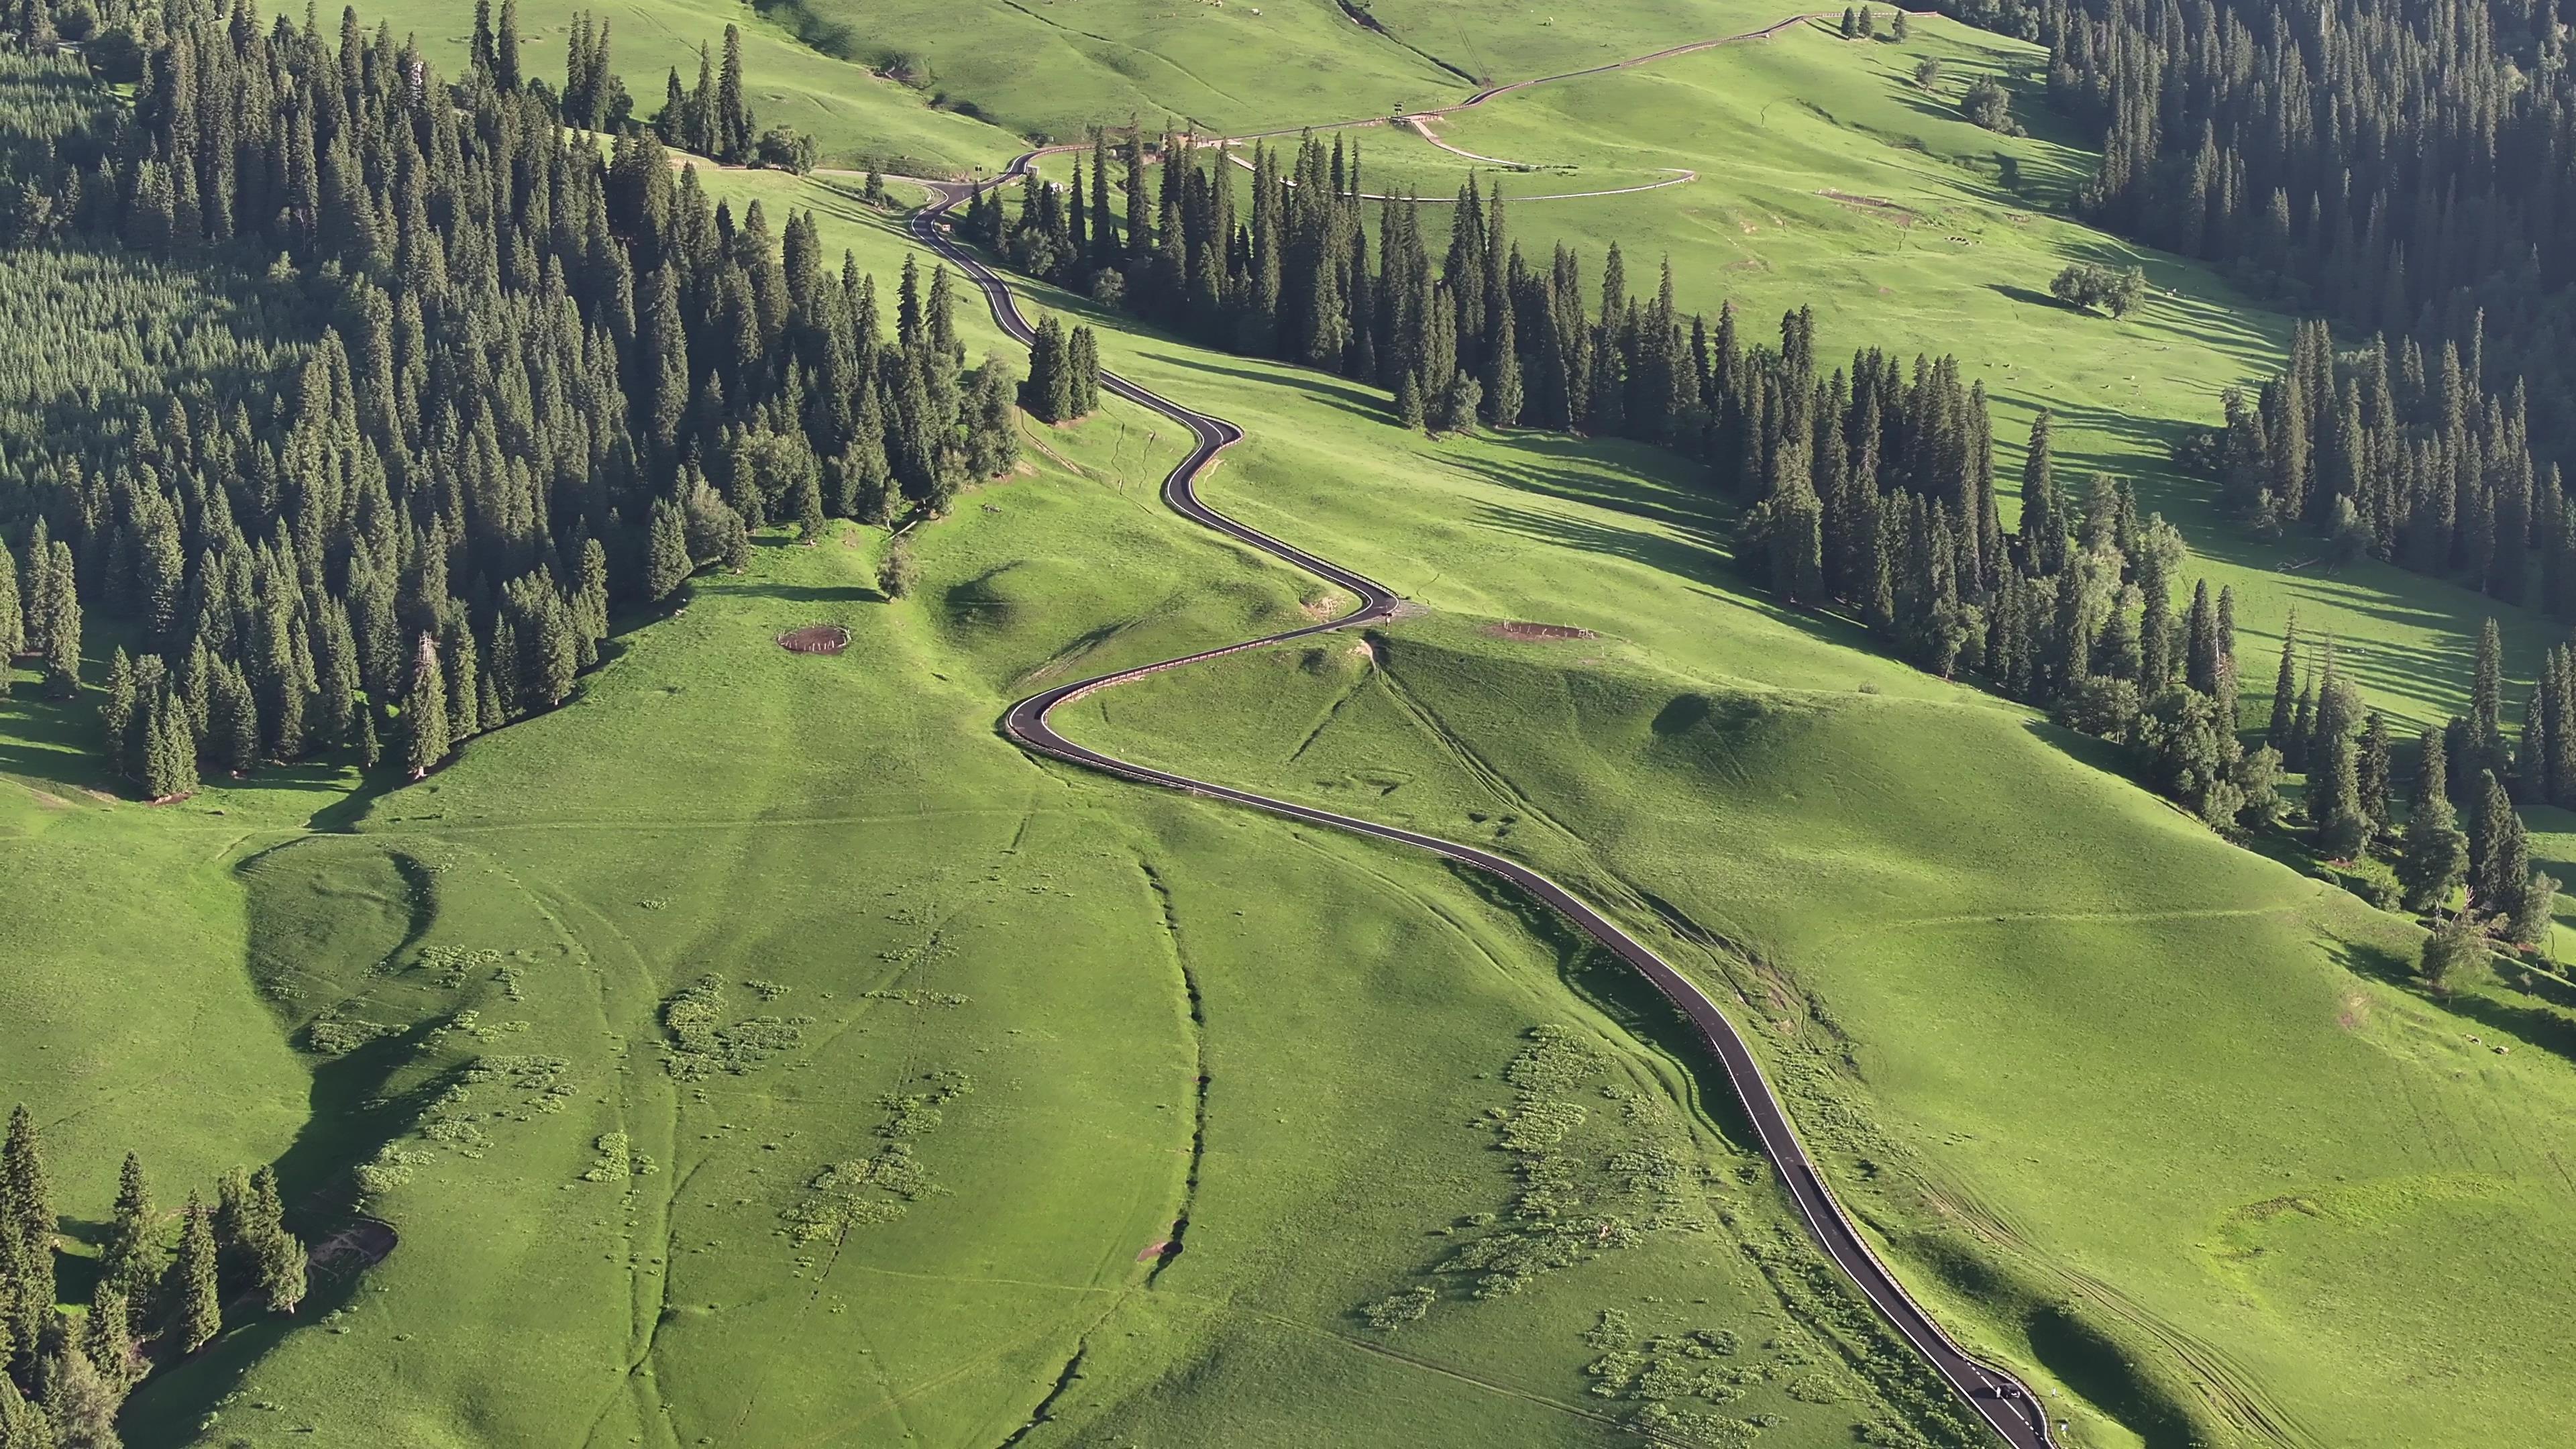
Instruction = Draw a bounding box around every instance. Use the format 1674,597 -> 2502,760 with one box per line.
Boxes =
1892,7 -> 1910,39
1913,56 -> 1943,90
2050,262 -> 2148,317
1961,77 -> 2018,134
877,538 -> 919,600
2419,910 -> 2489,991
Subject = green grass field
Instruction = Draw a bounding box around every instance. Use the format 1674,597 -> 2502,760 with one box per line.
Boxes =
11,1 -> 2576,1446
1044,344 -> 2576,1448
388,0 -> 1024,170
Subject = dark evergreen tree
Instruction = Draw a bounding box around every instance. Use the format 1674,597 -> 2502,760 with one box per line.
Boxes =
166,1190 -> 218,1354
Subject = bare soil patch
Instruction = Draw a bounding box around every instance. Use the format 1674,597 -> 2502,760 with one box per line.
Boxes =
777,625 -> 851,655
1819,189 -> 1917,225
1486,621 -> 1598,643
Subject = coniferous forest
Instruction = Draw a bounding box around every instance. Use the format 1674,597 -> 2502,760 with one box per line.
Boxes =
0,0 -> 1017,798
1927,0 -> 2576,613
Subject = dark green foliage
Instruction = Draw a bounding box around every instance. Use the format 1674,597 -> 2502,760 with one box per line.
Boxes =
403,633 -> 449,782
0,14 -> 1009,781
2400,729 -> 2469,912
2419,910 -> 2490,991
166,1191 -> 217,1354
97,1155 -> 156,1325
2469,769 -> 2530,915
876,537 -> 918,600
1960,77 -> 2018,134
1020,315 -> 1077,423
2049,262 -> 2145,317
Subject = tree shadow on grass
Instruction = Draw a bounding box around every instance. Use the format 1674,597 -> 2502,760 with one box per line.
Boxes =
2323,930 -> 2576,1071
1132,347 -> 1394,423
720,581 -> 885,605
1988,280 -> 2069,312
1436,433 -> 1727,541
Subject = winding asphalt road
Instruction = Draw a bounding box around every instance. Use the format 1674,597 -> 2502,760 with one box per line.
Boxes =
904,32 -> 2050,1444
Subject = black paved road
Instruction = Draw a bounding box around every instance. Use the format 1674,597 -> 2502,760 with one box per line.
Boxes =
909,161 -> 2055,1449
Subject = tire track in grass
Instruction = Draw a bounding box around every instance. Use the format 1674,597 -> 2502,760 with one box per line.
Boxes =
910,89 -> 2055,1443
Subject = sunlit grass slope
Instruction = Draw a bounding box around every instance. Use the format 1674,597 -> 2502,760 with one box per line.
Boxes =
1057,408 -> 2576,1447
380,0 -> 1020,169
1384,16 -> 2569,731
765,0 -> 1472,142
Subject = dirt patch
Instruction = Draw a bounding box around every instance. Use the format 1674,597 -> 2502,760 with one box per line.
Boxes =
309,1216 -> 398,1280
1485,621 -> 1597,642
1819,189 -> 1917,225
1135,1238 -> 1170,1263
83,788 -> 117,805
2337,990 -> 2370,1031
1349,639 -> 1376,662
777,625 -> 851,655
1300,592 -> 1348,621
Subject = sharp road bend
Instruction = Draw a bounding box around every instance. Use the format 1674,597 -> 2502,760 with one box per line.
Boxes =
906,27 -> 2049,1440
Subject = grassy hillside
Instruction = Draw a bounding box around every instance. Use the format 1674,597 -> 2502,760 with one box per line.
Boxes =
755,0 -> 1476,142
0,169 -> 1992,1449
1046,356 -> 2576,1446
1376,16 -> 2567,733
379,0 -> 1021,169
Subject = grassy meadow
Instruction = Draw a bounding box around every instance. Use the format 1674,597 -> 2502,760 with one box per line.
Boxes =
1041,321 -> 2576,1448
0,166 -> 1990,1449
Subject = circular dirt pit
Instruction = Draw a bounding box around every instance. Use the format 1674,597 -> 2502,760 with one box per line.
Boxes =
1486,621 -> 1598,643
777,625 -> 851,655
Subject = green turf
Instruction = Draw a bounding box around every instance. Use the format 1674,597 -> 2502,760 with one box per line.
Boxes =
1056,455 -> 2576,1449
382,0 -> 1022,170
760,0 -> 1477,144
1367,16 -> 2569,736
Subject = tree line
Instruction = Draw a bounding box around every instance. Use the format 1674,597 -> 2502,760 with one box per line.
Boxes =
958,132 -> 2314,839
2182,319 -> 2576,619
1,1105 -> 307,1449
0,0 -> 1022,788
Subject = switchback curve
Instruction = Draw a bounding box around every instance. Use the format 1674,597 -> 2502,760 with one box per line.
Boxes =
904,92 -> 2051,1449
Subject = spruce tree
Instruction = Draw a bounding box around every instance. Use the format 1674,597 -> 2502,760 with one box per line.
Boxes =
99,1154 -> 154,1320
3,1104 -> 51,1265
2471,616 -> 2506,777
2019,409 -> 2063,574
2471,769 -> 2530,913
250,1168 -> 304,1316
42,540 -> 78,699
402,634 -> 449,782
1069,327 -> 1101,417
1022,316 -> 1073,423
494,0 -> 521,92
101,650 -> 135,777
647,497 -> 692,602
39,1334 -> 117,1449
2358,712 -> 2393,837
168,1190 -> 219,1354
83,1278 -> 136,1391
0,546 -> 20,698
2265,614 -> 2299,750
0,1371 -> 45,1449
